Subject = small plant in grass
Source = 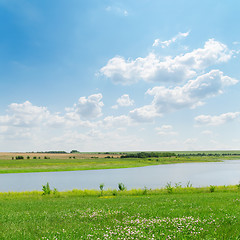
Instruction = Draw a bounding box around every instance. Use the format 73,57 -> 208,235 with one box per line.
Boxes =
53,187 -> 60,197
42,182 -> 51,195
118,183 -> 126,191
210,185 -> 215,193
175,182 -> 182,189
143,186 -> 148,195
186,181 -> 193,188
99,183 -> 104,196
165,182 -> 173,193
112,189 -> 118,196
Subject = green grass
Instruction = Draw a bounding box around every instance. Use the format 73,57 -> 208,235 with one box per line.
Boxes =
1,186 -> 240,239
0,154 -> 238,174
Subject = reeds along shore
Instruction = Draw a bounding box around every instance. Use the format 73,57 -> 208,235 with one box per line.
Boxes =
1,183 -> 239,198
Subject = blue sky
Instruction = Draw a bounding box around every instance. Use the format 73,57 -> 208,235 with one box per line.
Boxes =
0,0 -> 240,152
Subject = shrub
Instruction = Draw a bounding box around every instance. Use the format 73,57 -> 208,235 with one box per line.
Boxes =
99,183 -> 104,191
118,183 -> 126,191
53,187 -> 60,197
15,156 -> 24,160
186,181 -> 193,188
175,182 -> 182,189
42,182 -> 51,195
165,182 -> 173,194
99,183 -> 104,196
210,185 -> 215,193
143,186 -> 148,195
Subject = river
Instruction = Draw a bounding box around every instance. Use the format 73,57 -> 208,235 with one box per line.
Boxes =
1,160 -> 240,192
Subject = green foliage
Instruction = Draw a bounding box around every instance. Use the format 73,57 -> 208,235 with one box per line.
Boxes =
165,182 -> 173,193
15,156 -> 24,160
53,187 -> 60,197
112,189 -> 118,196
186,181 -> 193,188
121,151 -> 176,158
70,150 -> 79,153
210,185 -> 216,193
175,182 -> 182,188
99,183 -> 104,196
42,182 -> 51,195
118,183 -> 126,191
143,186 -> 148,195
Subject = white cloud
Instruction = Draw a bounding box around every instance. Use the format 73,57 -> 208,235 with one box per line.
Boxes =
195,112 -> 240,126
70,93 -> 104,120
117,94 -> 134,107
146,70 -> 238,113
100,39 -> 232,85
155,125 -> 178,136
101,115 -> 132,128
0,101 -> 50,127
153,31 -> 190,48
112,94 -> 134,109
129,105 -> 161,122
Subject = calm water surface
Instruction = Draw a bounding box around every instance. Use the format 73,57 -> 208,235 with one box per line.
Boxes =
1,160 -> 240,192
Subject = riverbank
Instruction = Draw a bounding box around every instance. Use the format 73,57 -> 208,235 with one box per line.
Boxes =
1,153 -> 239,174
0,185 -> 240,239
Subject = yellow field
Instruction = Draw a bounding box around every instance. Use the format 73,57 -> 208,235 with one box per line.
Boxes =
0,152 -> 121,160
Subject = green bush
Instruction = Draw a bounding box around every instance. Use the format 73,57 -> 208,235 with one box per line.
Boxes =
42,183 -> 51,195
210,185 -> 215,193
118,183 -> 126,191
165,182 -> 173,194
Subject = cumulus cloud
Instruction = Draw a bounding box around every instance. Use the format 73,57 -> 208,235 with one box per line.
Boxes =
153,31 -> 190,48
195,112 -> 240,126
100,39 -> 232,85
69,93 -> 104,120
112,94 -> 134,109
0,101 -> 69,129
146,70 -> 238,113
0,101 -> 50,127
129,105 -> 161,122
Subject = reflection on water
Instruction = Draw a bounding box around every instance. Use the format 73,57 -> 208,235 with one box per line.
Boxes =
1,160 -> 240,192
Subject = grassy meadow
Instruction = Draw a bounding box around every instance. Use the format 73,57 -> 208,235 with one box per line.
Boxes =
1,151 -> 240,239
0,186 -> 240,239
0,151 -> 240,174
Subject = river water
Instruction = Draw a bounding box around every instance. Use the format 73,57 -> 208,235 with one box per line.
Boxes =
1,160 -> 240,192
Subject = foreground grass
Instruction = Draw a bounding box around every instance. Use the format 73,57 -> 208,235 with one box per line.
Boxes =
0,155 -> 237,174
0,186 -> 240,239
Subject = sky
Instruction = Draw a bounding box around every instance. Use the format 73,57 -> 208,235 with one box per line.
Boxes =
0,0 -> 240,152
